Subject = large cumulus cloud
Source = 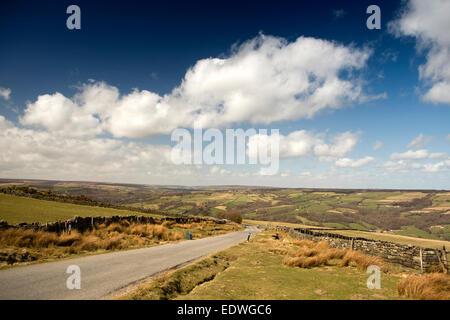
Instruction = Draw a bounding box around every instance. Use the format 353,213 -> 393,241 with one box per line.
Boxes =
20,34 -> 373,138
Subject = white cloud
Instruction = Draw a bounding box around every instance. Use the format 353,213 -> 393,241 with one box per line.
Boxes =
277,130 -> 323,158
208,166 -> 230,175
429,152 -> 448,159
20,92 -> 103,138
280,170 -> 292,177
358,92 -> 387,103
425,82 -> 450,104
381,160 -> 408,171
0,87 -> 11,100
390,147 -> 449,162
390,149 -> 429,160
389,0 -> 450,104
0,116 -> 173,182
19,34 -> 373,138
248,130 -> 359,160
313,131 -> 360,160
335,156 -> 375,168
407,133 -> 432,149
382,156 -> 450,173
373,140 -> 383,151
422,162 -> 447,173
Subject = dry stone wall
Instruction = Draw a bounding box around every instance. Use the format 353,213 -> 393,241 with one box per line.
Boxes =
0,215 -> 227,234
271,226 -> 444,271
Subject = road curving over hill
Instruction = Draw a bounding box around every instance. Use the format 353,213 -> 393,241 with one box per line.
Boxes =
0,226 -> 259,299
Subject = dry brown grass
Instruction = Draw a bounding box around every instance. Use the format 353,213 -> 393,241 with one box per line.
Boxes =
268,248 -> 288,255
320,248 -> 347,260
283,240 -> 347,268
427,264 -> 445,273
0,229 -> 82,248
291,239 -> 316,247
339,250 -> 387,272
172,221 -> 242,234
284,255 -> 326,268
397,273 -> 450,300
0,223 -> 180,253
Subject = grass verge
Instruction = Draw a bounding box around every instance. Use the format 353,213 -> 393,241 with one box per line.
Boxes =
120,231 -> 420,300
120,252 -> 236,300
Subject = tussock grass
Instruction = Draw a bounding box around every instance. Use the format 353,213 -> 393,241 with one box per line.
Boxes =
426,264 -> 445,273
320,248 -> 347,260
397,273 -> 450,300
339,250 -> 387,272
283,240 -> 347,268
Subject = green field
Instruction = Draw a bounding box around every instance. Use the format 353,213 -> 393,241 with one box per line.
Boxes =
0,194 -> 160,224
333,230 -> 450,250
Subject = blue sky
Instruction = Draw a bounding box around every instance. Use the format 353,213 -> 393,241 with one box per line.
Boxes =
0,0 -> 449,189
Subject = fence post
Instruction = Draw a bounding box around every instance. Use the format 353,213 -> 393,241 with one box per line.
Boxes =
419,248 -> 423,273
435,249 -> 443,273
442,246 -> 448,274
350,238 -> 354,250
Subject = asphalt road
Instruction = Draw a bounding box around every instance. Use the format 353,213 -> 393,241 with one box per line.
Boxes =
0,226 -> 259,300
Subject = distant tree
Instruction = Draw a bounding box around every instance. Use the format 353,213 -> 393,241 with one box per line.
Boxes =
219,209 -> 242,224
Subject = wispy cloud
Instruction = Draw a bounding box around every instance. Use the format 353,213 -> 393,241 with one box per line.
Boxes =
407,133 -> 431,149
390,149 -> 429,160
373,140 -> 384,151
335,156 -> 375,168
0,87 -> 11,100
